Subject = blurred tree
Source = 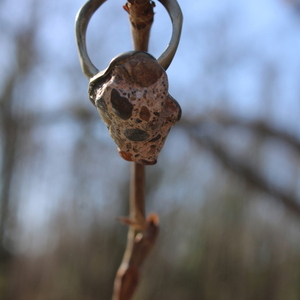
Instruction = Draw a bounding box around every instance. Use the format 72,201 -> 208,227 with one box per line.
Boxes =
0,0 -> 300,299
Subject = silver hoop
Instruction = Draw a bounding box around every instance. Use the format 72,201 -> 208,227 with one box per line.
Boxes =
75,0 -> 183,78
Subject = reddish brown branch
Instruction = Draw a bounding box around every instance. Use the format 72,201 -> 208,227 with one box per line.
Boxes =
123,0 -> 155,51
130,163 -> 146,227
113,214 -> 159,300
113,2 -> 156,300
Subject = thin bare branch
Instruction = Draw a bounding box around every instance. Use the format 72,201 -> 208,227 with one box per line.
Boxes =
123,0 -> 155,51
130,163 -> 146,228
218,116 -> 300,153
183,121 -> 300,217
180,114 -> 300,152
112,1 -> 156,300
113,214 -> 159,300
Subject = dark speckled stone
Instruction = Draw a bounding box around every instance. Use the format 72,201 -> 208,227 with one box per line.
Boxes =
124,128 -> 150,141
149,134 -> 161,142
111,89 -> 133,120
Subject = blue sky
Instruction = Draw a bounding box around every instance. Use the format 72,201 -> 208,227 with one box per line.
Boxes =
1,0 -> 299,125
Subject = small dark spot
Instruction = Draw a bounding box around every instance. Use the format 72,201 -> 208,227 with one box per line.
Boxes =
153,112 -> 160,117
149,134 -> 161,142
124,128 -> 150,141
135,154 -> 140,157
139,106 -> 150,121
135,118 -> 142,123
96,97 -> 107,111
111,89 -> 133,120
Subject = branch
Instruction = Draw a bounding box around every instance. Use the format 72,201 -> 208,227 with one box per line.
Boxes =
113,2 -> 157,300
214,114 -> 300,153
123,0 -> 155,51
113,214 -> 159,300
183,121 -> 300,217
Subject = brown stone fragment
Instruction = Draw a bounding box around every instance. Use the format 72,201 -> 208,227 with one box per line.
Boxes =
89,51 -> 181,165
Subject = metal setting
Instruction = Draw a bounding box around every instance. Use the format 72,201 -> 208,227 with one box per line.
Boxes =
75,0 -> 183,78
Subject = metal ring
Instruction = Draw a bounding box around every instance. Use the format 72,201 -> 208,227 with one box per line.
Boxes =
156,0 -> 183,70
75,0 -> 183,79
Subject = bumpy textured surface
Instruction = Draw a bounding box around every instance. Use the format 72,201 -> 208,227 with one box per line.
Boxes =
89,51 -> 181,165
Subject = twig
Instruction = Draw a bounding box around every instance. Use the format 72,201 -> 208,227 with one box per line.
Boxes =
129,163 -> 146,228
112,2 -> 158,300
218,116 -> 300,153
123,0 -> 155,51
184,121 -> 300,217
113,214 -> 159,300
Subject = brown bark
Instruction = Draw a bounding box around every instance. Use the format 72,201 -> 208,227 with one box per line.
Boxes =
112,2 -> 158,300
123,0 -> 155,51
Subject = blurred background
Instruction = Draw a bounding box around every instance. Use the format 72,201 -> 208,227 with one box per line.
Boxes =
1,0 -> 300,299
